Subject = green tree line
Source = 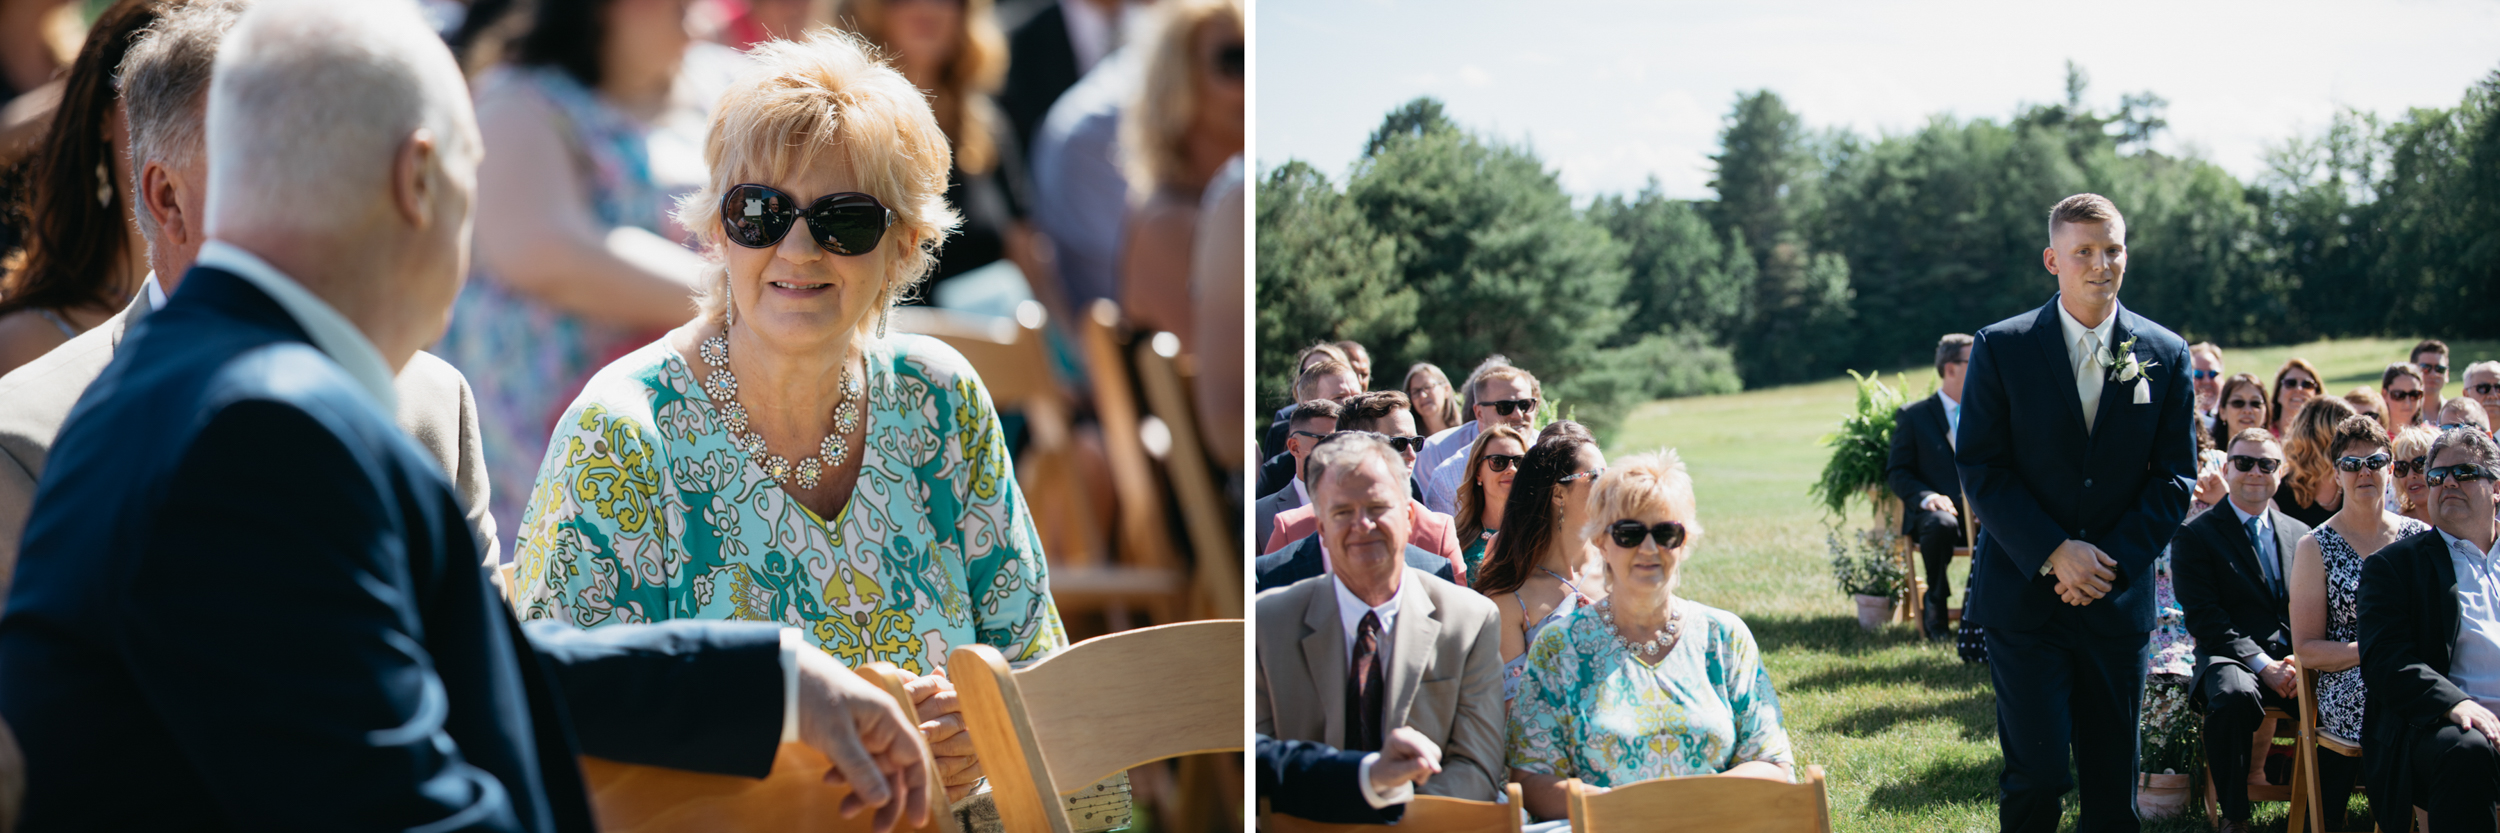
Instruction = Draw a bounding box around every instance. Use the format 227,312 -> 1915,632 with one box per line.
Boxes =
1257,63 -> 2500,439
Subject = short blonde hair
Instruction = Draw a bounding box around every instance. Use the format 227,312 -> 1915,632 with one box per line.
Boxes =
675,29 -> 960,327
1121,0 -> 1241,197
1580,449 -> 1703,551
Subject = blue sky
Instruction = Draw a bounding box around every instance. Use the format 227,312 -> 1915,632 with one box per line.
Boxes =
1255,0 -> 2500,199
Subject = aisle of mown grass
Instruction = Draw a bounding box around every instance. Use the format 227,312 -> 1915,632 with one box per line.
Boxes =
1606,336 -> 2496,832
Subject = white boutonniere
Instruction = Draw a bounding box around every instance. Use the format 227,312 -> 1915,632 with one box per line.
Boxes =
2106,335 -> 2158,403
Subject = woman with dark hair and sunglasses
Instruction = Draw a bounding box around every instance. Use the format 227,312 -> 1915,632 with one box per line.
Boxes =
1475,421 -> 1606,706
2213,373 -> 2272,454
2289,415 -> 2430,780
2270,358 -> 2326,439
2384,361 -> 2429,430
2391,425 -> 2439,523
508,32 -> 1064,805
1453,423 -> 1529,578
1507,449 -> 1794,822
0,0 -> 160,376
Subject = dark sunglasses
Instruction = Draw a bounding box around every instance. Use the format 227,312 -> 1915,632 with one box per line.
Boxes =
1481,453 -> 1522,473
2224,397 -> 2266,411
2227,454 -> 2283,474
2395,456 -> 2430,477
1482,398 -> 1539,416
1382,435 -> 1425,454
2279,378 -> 2318,391
2388,389 -> 2425,401
2426,464 -> 2493,487
2475,383 -> 2500,396
2187,369 -> 2220,381
720,184 -> 896,256
2422,362 -> 2450,374
1291,430 -> 1328,441
1608,519 -> 1687,550
2335,453 -> 2391,472
1214,43 -> 1244,80
1558,467 -> 1606,485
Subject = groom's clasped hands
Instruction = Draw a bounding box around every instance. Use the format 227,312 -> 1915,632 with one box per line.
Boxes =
2047,539 -> 2120,606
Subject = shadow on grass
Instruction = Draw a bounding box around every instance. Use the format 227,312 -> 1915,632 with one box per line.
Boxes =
1782,650 -> 1989,692
1820,690 -> 1999,741
1863,756 -> 1999,814
1746,612 -> 1930,657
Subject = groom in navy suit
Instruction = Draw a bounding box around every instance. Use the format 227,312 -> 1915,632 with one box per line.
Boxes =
1957,194 -> 2197,833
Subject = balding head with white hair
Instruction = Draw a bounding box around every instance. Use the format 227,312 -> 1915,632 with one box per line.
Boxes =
203,0 -> 482,371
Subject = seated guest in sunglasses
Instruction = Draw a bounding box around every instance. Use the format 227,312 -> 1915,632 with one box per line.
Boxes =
1453,424 -> 1531,579
1264,392 -> 1464,579
1476,421 -> 1608,704
2415,340 -> 2453,416
1507,449 -> 1793,823
1254,398 -> 1343,553
1254,431 -> 1456,592
2273,359 -> 2327,440
2465,361 -> 2500,422
2440,398 -> 2492,439
2214,373 -> 2274,454
2173,428 -> 2319,831
2388,362 -> 2432,430
2394,425 -> 2442,522
1418,363 -> 1543,516
508,31 -> 1067,804
2279,397 -> 2359,528
2288,417 -> 2431,819
2192,342 -> 2228,432
2355,428 -> 2500,831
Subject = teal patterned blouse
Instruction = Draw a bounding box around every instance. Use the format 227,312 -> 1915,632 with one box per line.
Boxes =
509,334 -> 1068,675
1506,599 -> 1792,786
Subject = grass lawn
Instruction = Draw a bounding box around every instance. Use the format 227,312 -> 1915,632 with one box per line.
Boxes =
1608,336 -> 2498,833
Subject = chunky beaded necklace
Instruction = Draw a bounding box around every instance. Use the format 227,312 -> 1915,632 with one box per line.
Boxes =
1599,596 -> 1682,659
698,333 -> 861,490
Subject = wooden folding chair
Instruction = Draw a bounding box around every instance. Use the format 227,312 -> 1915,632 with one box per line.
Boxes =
1131,331 -> 1241,619
1260,785 -> 1524,833
2204,704 -> 2307,829
1901,492 -> 1978,633
1066,300 -> 1186,631
578,662 -> 959,833
951,620 -> 1244,833
2296,665 -> 2378,833
1563,767 -> 1833,832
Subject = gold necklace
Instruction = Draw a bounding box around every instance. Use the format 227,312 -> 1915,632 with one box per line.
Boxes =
698,333 -> 861,490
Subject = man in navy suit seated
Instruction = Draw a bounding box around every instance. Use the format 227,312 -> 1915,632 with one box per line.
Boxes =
1889,332 -> 1973,640
0,3 -> 933,830
1255,728 -> 1443,824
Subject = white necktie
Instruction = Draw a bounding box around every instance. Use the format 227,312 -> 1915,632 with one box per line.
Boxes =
2077,331 -> 2105,434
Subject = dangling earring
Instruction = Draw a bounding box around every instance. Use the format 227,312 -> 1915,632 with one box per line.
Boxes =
94,157 -> 113,208
723,271 -> 735,327
876,302 -> 890,339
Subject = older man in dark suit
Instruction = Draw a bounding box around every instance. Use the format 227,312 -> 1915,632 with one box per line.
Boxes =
2359,428 -> 2500,833
2173,429 -> 2314,833
1958,194 -> 2197,833
1890,332 -> 1973,640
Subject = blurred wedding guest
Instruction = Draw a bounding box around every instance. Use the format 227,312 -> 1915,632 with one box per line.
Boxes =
1254,433 -> 1507,801
2192,342 -> 2225,430
2212,372 -> 2272,454
1414,356 -> 1510,487
998,0 -> 1140,159
509,31 -> 1067,804
696,0 -> 823,50
1477,421 -> 1607,704
2413,339 -> 2451,414
1452,424 -> 1528,578
2291,417 -> 2428,819
2464,361 -> 2500,418
2174,428 -> 2318,830
1421,362 -> 1542,516
1405,362 -> 1461,437
1335,339 -> 1371,388
1508,449 -> 1794,822
2272,358 -> 2325,438
2,0 -> 500,612
1189,155 -> 1243,469
1264,392 -> 1462,575
1257,355 -> 1359,494
0,3 -> 938,828
1259,341 -> 1348,453
1114,0 -> 1239,341
0,0 -> 159,376
834,0 -> 1039,297
1024,18 -> 1133,318
1254,431 -> 1453,592
2392,425 -> 2439,523
1252,398 -> 1340,553
1255,728 -> 1442,825
1889,333 -> 1971,641
2279,397 -> 2358,528
2388,362 -> 2430,430
2354,427 -> 2500,831
2348,386 -> 2389,432
2441,397 -> 2491,436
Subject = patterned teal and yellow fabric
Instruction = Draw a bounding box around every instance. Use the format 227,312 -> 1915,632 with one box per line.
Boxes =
1506,599 -> 1792,786
510,334 -> 1067,674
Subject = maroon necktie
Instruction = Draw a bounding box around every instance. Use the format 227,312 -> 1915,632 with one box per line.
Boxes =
1346,611 -> 1385,752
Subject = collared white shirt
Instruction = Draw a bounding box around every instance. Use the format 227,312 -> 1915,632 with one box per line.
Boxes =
1292,475 -> 1310,509
195,241 -> 399,415
1355,753 -> 1415,808
2230,499 -> 2282,673
2443,527 -> 2500,713
2056,299 -> 2116,434
1333,571 -> 1404,679
1416,421 -> 1481,516
142,272 -> 166,311
1939,390 -> 1962,450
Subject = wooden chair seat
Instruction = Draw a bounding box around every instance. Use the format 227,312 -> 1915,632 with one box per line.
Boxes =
2296,666 -> 2376,833
1260,785 -> 1524,833
2205,705 -> 2306,830
1564,767 -> 1832,832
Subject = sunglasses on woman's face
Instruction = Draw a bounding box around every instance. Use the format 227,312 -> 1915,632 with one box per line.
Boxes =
1608,519 -> 1687,550
720,184 -> 896,256
1483,398 -> 1539,416
2388,389 -> 2424,401
1213,43 -> 1244,81
1481,453 -> 1522,473
2426,463 -> 2493,487
2227,454 -> 2283,474
2280,378 -> 2318,391
2188,369 -> 2220,381
2335,453 -> 2391,472
2225,397 -> 2265,411
2395,456 -> 2430,477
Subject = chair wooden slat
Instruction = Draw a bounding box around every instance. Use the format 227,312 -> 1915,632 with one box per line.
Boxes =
1261,784 -> 1523,833
1564,767 -> 1832,833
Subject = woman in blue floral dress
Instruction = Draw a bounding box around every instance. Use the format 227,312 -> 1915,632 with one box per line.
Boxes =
510,33 -> 1065,804
1507,449 -> 1793,822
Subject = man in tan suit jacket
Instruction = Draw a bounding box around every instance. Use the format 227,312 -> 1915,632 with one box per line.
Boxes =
1254,434 -> 1506,801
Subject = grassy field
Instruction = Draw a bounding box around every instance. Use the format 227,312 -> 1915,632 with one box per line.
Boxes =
1610,336 -> 2498,833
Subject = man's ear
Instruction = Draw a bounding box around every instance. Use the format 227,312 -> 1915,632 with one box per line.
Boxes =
140,159 -> 188,248
2042,245 -> 2059,277
392,128 -> 438,228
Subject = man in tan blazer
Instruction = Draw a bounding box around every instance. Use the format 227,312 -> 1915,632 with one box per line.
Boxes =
0,0 -> 498,615
1254,433 -> 1506,802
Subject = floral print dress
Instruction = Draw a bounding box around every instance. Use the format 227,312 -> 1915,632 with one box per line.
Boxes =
509,334 -> 1068,674
1508,599 -> 1793,787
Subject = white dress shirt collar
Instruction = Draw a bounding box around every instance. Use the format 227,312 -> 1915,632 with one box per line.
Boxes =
195,241 -> 398,414
1292,475 -> 1310,508
2442,527 -> 2500,564
142,272 -> 166,311
2056,297 -> 2118,370
2229,497 -> 2268,529
1332,569 -> 1406,668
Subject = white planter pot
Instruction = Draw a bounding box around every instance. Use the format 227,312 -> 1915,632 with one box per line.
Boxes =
2137,772 -> 2191,819
1853,594 -> 1895,632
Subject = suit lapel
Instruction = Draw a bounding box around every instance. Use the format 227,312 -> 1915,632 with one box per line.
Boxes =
2030,299 -> 2091,442
1386,571 -> 1439,730
2087,305 -> 2137,453
1300,581 -> 1348,747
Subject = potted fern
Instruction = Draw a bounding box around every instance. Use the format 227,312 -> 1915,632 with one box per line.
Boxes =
1828,530 -> 1907,631
1811,370 -> 1911,533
